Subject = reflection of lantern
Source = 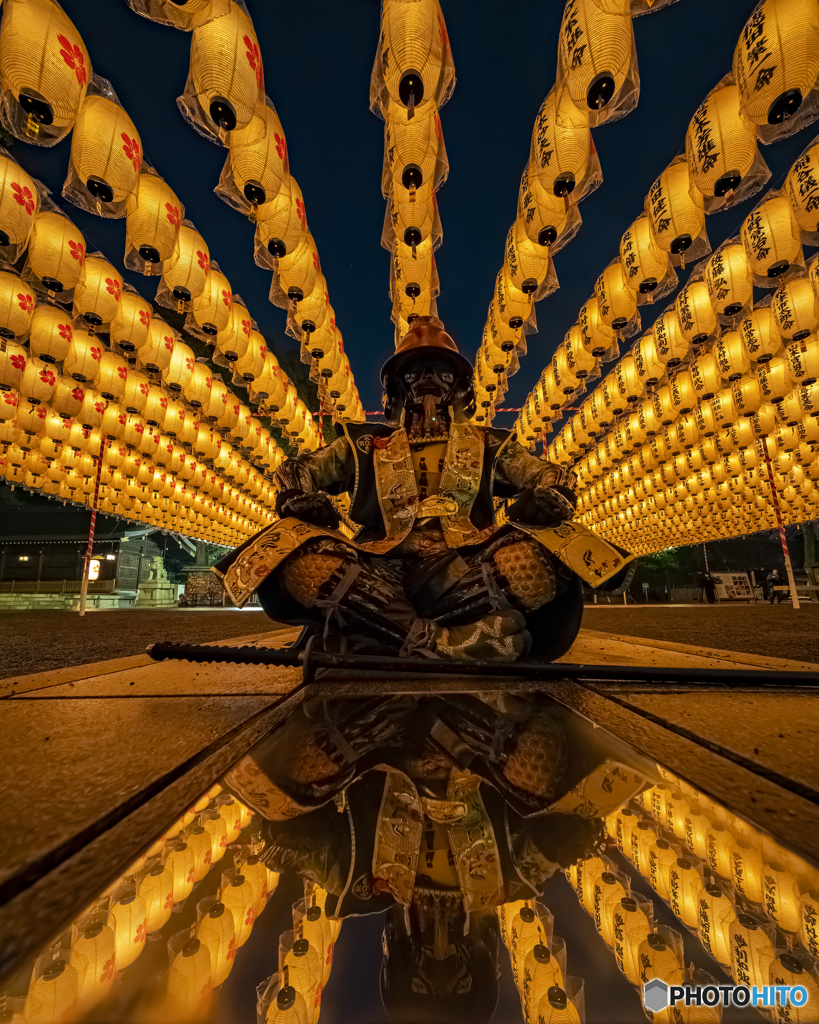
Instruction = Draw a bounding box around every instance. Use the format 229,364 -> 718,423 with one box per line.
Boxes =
697,884 -> 736,966
0,0 -> 89,139
162,224 -> 209,304
0,152 -> 38,254
70,94 -> 141,205
705,244 -> 752,319
189,3 -> 262,132
138,861 -> 175,932
198,901 -> 235,987
529,86 -> 590,197
741,196 -> 802,281
110,894 -> 147,970
620,216 -> 669,297
646,159 -> 705,260
23,959 -> 78,1024
760,862 -> 801,932
167,937 -> 212,1012
223,872 -> 257,947
729,914 -> 775,989
557,0 -> 632,115
595,262 -> 636,331
637,931 -> 685,991
229,101 -> 289,206
73,256 -> 121,326
72,921 -> 116,1012
734,0 -> 819,127
613,896 -> 652,986
126,173 -> 183,266
686,84 -> 758,199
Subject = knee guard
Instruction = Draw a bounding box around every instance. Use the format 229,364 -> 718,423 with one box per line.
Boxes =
280,540 -> 352,609
489,537 -> 556,612
502,713 -> 567,800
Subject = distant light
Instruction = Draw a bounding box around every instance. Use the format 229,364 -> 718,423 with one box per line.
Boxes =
106,554 -> 116,561
18,555 -> 29,562
87,559 -> 101,581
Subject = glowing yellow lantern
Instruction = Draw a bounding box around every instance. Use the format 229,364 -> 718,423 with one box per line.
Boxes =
638,930 -> 685,994
714,331 -> 751,382
165,840 -> 196,904
229,100 -> 289,207
517,164 -> 573,249
740,304 -> 782,363
27,210 -> 85,296
742,195 -> 802,282
265,979 -> 309,1024
594,871 -> 629,947
705,243 -> 752,319
0,0 -> 89,143
729,913 -> 775,989
773,277 -> 817,342
595,260 -> 637,331
72,920 -> 116,1013
620,215 -> 670,299
223,871 -> 257,947
73,256 -> 121,326
277,233 -> 319,304
189,3 -> 263,133
510,904 -> 546,985
191,263 -> 232,337
64,333 -> 103,384
787,142 -> 819,235
697,883 -> 736,966
198,900 -> 235,987
648,838 -> 678,900
705,821 -> 733,878
28,304 -> 72,364
110,894 -> 147,970
23,959 -> 78,1024
612,896 -> 653,986
646,157 -> 705,263
376,0 -> 452,118
256,178 -> 308,261
126,172 -> 182,267
70,92 -> 141,206
529,85 -> 591,198
760,861 -> 801,932
0,152 -> 39,257
0,270 -> 34,340
162,340 -> 195,393
162,223 -> 209,305
734,0 -> 819,129
653,309 -> 689,368
667,857 -> 703,929
166,936 -> 212,1014
686,83 -> 759,200
769,953 -> 819,1023
557,0 -> 632,118
138,861 -> 174,932
675,279 -> 717,346
757,352 -> 794,404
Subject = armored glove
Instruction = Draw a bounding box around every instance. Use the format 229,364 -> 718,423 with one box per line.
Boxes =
276,488 -> 341,530
506,484 -> 577,528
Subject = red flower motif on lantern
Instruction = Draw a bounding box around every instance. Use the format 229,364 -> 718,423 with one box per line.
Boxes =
166,442 -> 173,453
204,376 -> 212,389
135,423 -> 144,434
221,393 -> 228,405
243,35 -> 263,87
139,309 -> 151,327
164,891 -> 173,910
134,922 -> 146,944
164,337 -> 174,351
68,239 -> 85,264
259,345 -> 267,359
118,414 -> 126,426
118,445 -> 126,455
312,252 -> 318,270
139,382 -> 149,395
244,906 -> 255,927
105,278 -> 121,300
226,939 -> 236,962
121,133 -> 141,172
222,289 -> 232,308
58,34 -> 87,87
196,250 -> 209,272
11,182 -> 35,215
17,293 -> 33,314
160,396 -> 168,410
241,319 -> 251,336
165,204 -> 181,230
232,404 -> 239,416
94,401 -> 105,413
100,955 -> 115,984
186,867 -> 195,883
203,848 -> 212,865
10,354 -> 26,371
116,366 -> 127,381
36,405 -> 47,418
219,834 -> 228,848
274,132 -> 287,167
3,392 -> 16,406
72,387 -> 84,401
295,197 -> 305,221
91,346 -> 102,362
39,368 -> 56,386
58,323 -> 73,342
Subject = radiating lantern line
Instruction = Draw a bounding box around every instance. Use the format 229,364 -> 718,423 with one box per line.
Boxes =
759,435 -> 801,608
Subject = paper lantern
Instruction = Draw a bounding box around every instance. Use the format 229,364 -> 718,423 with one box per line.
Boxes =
517,164 -> 573,248
739,305 -> 782,363
281,937 -> 321,1024
189,3 -> 262,132
72,921 -> 116,1012
648,838 -> 678,900
137,317 -> 176,376
63,333 -> 104,384
536,985 -> 582,1024
300,903 -> 331,986
686,83 -> 759,199
787,142 -> 819,235
23,959 -> 78,1024
377,0 -> 451,118
0,0 -> 89,142
705,821 -> 734,878
162,224 -> 209,304
162,341 -> 195,394
191,264 -> 232,336
109,291 -> 151,355
70,93 -> 140,205
110,894 -> 147,971
184,365 -> 212,409
769,953 -> 819,1024
511,905 -> 547,986
667,857 -> 703,929
126,172 -> 182,266
0,152 -> 39,256
638,930 -> 685,991
734,0 -> 819,128
265,982 -> 309,1024
760,861 -> 801,932
73,256 -> 121,326
0,271 -> 34,340
785,334 -> 819,387
612,896 -> 652,986
529,85 -> 591,197
647,158 -> 705,261
799,891 -> 819,960
28,304 -> 71,364
705,243 -> 752,319
229,101 -> 289,206
595,261 -> 637,331
653,309 -> 689,369
742,195 -> 802,282
524,943 -> 564,1023
773,277 -> 817,342
696,883 -> 736,966
757,352 -> 794,404
223,871 -> 256,946
714,331 -> 751,382
198,900 -> 235,987
167,936 -> 212,1012
557,0 -> 632,116
27,210 -> 85,295
138,861 -> 174,932
277,233 -> 319,304
620,215 -> 669,297
96,351 -> 128,401
256,178 -> 308,260
594,871 -> 629,947
729,913 -> 775,989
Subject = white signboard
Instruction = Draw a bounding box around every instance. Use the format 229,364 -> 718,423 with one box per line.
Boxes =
712,571 -> 753,600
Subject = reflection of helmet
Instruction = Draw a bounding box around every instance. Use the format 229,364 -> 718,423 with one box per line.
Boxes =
380,905 -> 501,1023
380,316 -> 476,424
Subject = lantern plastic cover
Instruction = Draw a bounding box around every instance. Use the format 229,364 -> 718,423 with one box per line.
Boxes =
124,0 -> 232,32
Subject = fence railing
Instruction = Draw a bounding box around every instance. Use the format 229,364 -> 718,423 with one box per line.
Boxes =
0,579 -> 117,594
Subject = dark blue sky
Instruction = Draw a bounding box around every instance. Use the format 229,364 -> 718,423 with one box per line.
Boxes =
18,0 -> 816,424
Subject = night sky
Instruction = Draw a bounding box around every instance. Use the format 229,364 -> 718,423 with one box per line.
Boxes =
14,0 -> 817,426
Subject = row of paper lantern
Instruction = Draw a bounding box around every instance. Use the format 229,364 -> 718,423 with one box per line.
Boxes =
0,145 -> 322,452
368,0 -> 454,343
258,885 -> 343,1024
496,899 -> 585,1024
0,0 -> 357,432
11,784 -> 280,1024
593,770 -> 819,1020
113,0 -> 363,423
507,0 -> 819,424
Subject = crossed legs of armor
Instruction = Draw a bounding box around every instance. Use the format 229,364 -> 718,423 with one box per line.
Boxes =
277,533 -> 558,663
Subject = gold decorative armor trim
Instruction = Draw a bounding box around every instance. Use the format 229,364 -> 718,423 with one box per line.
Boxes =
549,759 -> 647,819
373,772 -> 424,907
514,520 -> 634,587
446,769 -> 504,913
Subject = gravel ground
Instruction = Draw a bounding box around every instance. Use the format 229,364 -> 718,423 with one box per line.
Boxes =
583,603 -> 819,664
0,609 -> 285,679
